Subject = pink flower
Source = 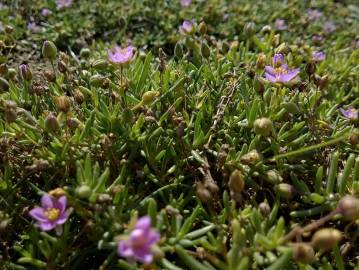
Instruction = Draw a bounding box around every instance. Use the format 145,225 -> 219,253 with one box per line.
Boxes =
307,9 -> 322,21
118,216 -> 160,264
108,45 -> 135,65
323,21 -> 336,33
274,19 -> 287,30
27,22 -> 41,33
180,0 -> 192,7
264,54 -> 300,83
56,0 -> 73,9
29,194 -> 69,231
180,20 -> 195,34
340,108 -> 358,120
312,51 -> 325,62
41,8 -> 52,17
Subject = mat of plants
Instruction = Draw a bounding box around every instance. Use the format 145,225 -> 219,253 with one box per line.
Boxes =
0,0 -> 359,269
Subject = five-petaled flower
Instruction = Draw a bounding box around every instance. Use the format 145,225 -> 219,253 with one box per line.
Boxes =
118,216 -> 160,264
108,45 -> 135,65
307,9 -> 322,21
264,54 -> 300,83
312,51 -> 325,62
56,0 -> 73,9
340,108 -> 358,120
180,20 -> 195,34
180,0 -> 192,7
29,193 -> 69,231
274,19 -> 287,30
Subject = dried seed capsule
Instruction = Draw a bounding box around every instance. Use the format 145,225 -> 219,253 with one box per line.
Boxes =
292,243 -> 315,264
73,89 -> 85,104
196,182 -> 211,203
337,195 -> 359,221
311,228 -> 342,251
253,117 -> 273,137
256,53 -> 266,69
42,40 -> 57,61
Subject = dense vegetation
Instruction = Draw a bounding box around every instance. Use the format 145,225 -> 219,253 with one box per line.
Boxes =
0,0 -> 359,269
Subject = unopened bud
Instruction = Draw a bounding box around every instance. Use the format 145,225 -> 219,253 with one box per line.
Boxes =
42,40 -> 57,61
76,185 -> 92,199
276,183 -> 296,199
201,42 -> 211,59
259,201 -> 271,217
243,22 -> 256,37
253,117 -> 273,137
66,118 -> 80,129
261,25 -> 272,34
198,21 -> 207,35
338,195 -> 359,221
275,43 -> 290,54
174,43 -> 183,60
45,112 -> 60,133
80,48 -> 91,58
92,59 -> 108,71
90,74 -> 105,87
305,60 -> 316,76
0,77 -> 10,92
73,89 -> 85,104
240,150 -> 261,165
19,63 -> 32,81
348,130 -> 359,145
55,96 -> 71,113
265,170 -> 283,184
229,170 -> 245,194
7,68 -> 17,80
256,53 -> 266,69
292,243 -> 315,264
311,228 -> 342,251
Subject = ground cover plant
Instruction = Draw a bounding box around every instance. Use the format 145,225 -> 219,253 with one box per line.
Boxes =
1,0 -> 359,269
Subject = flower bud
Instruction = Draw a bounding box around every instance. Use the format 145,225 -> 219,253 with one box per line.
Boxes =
276,183 -> 296,199
305,60 -> 316,76
275,43 -> 290,54
243,22 -> 256,37
311,228 -> 342,251
91,59 -> 109,71
174,43 -> 184,60
76,185 -> 92,199
19,64 -> 32,81
292,243 -> 315,264
264,170 -> 283,184
253,117 -> 273,137
142,91 -> 159,105
348,130 -> 359,146
0,77 -> 10,92
66,118 -> 80,129
74,89 -> 85,104
7,68 -> 17,80
256,53 -> 266,69
201,42 -> 211,59
261,25 -> 272,34
45,112 -> 60,133
337,195 -> 359,221
259,201 -> 271,217
229,169 -> 245,194
80,48 -> 91,58
90,74 -> 105,88
4,100 -> 17,123
42,40 -> 57,61
198,21 -> 207,35
240,149 -> 261,165
0,64 -> 8,76
4,25 -> 13,34
55,96 -> 71,113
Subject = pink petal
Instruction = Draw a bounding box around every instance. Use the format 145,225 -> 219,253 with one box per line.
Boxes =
39,221 -> 57,231
29,207 -> 47,222
135,216 -> 151,230
41,194 -> 54,209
